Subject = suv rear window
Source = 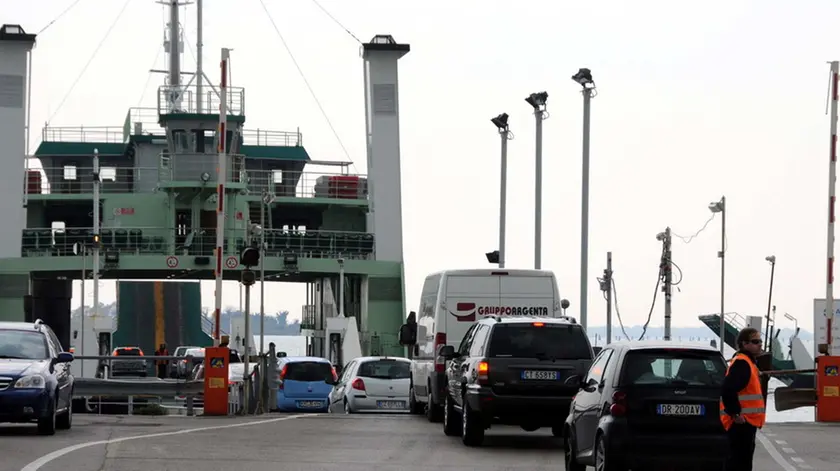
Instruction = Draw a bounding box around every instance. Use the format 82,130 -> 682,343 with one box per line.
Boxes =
357,360 -> 411,379
115,348 -> 142,356
622,349 -> 727,387
284,361 -> 334,382
487,323 -> 591,359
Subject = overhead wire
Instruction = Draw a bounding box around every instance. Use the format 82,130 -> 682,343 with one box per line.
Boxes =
606,277 -> 632,341
310,0 -> 362,44
47,0 -> 133,125
257,0 -> 357,171
672,212 -> 716,244
37,0 -> 85,35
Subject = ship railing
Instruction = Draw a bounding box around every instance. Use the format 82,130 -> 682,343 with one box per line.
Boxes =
240,129 -> 303,147
301,306 -> 317,330
24,166 -> 160,195
21,227 -> 375,260
158,152 -> 246,183
41,126 -> 127,144
245,168 -> 368,200
124,107 -> 165,137
157,84 -> 245,117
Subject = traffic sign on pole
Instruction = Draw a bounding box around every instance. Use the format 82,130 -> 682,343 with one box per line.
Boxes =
166,256 -> 179,268
225,256 -> 238,269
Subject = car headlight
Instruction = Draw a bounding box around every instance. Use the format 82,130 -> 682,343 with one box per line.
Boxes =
13,374 -> 46,389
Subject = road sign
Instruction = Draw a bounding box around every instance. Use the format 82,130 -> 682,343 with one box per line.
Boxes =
166,256 -> 179,268
225,256 -> 238,269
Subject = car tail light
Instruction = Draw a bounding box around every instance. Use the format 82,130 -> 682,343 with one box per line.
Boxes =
532,322 -> 544,327
434,332 -> 447,373
610,391 -> 627,417
477,361 -> 490,384
351,378 -> 366,391
278,364 -> 287,390
331,366 -> 338,382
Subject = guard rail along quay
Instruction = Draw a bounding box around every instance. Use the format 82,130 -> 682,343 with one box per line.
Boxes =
71,355 -> 247,417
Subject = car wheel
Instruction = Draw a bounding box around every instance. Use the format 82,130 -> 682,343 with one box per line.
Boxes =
425,391 -> 443,423
408,385 -> 424,415
564,432 -> 585,471
56,394 -> 73,430
37,398 -> 57,436
344,399 -> 354,414
594,433 -> 626,471
460,395 -> 484,447
443,394 -> 461,436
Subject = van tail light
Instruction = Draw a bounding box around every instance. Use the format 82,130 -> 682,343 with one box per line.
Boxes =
351,378 -> 366,391
434,332 -> 447,373
477,361 -> 490,385
610,391 -> 627,417
277,364 -> 287,390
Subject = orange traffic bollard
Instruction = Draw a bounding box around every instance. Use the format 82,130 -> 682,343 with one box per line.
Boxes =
203,346 -> 230,416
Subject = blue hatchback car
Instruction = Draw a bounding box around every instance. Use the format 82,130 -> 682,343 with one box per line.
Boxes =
276,356 -> 337,412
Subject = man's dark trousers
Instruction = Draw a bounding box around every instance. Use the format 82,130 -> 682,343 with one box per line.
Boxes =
726,422 -> 757,471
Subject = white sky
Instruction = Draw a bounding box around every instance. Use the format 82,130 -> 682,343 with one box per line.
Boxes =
11,0 -> 840,331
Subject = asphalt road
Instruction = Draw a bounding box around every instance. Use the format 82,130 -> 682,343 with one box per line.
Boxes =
0,413 -> 830,471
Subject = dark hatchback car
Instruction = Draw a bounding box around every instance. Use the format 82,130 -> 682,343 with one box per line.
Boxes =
564,341 -> 730,471
0,320 -> 74,435
440,316 -> 594,446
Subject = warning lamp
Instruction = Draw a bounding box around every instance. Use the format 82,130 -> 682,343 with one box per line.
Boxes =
91,234 -> 101,246
532,322 -> 545,327
240,246 -> 260,267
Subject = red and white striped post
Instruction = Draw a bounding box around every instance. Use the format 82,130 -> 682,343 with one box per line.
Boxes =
213,48 -> 230,345
826,61 -> 839,353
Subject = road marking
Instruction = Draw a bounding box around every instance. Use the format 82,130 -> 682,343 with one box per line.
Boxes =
21,413 -> 315,471
757,432 -> 798,471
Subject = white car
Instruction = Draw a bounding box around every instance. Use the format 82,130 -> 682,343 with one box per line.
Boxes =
328,356 -> 411,413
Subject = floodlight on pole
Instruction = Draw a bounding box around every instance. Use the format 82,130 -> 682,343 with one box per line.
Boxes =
572,67 -> 597,330
525,92 -> 549,270
491,113 -> 513,268
764,255 -> 776,350
709,196 -> 726,353
784,312 -> 798,331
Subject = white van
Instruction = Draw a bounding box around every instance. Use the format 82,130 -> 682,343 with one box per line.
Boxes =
397,269 -> 571,422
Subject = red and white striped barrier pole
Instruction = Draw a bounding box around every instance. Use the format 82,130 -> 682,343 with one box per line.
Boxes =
826,60 -> 838,353
213,48 -> 230,345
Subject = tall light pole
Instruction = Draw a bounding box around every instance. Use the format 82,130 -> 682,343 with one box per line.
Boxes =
259,190 -> 275,355
764,255 -> 776,349
490,113 -> 511,268
525,92 -> 548,270
572,68 -> 596,330
784,312 -> 798,333
709,196 -> 726,353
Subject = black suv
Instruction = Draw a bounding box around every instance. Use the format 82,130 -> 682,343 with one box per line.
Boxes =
563,341 -> 729,471
439,316 -> 593,446
0,320 -> 75,435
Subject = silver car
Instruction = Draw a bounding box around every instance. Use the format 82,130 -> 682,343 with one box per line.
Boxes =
329,356 -> 411,413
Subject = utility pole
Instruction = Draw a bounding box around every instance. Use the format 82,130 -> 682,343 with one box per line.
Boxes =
600,252 -> 613,344
658,227 -> 673,341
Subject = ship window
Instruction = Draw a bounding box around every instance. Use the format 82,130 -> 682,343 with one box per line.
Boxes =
194,130 -> 205,153
63,165 -> 77,180
272,169 -> 282,183
100,167 -> 117,181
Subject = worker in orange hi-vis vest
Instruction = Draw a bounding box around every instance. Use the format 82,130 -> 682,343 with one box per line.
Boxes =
720,327 -> 766,471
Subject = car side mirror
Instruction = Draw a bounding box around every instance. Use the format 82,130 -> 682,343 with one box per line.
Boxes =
564,374 -> 584,389
438,345 -> 457,360
56,352 -> 74,363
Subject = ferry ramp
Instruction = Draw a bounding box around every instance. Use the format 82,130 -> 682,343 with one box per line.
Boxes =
1,414 -> 829,471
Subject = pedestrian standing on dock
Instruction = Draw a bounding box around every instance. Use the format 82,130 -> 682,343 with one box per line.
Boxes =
154,343 -> 169,379
720,327 -> 766,471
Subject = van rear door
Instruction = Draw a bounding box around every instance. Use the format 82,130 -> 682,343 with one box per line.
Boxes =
499,274 -> 556,317
443,274 -> 500,346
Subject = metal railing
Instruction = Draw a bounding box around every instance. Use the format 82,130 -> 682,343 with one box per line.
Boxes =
301,305 -> 317,330
158,84 -> 245,116
246,169 -> 368,200
124,107 -> 165,137
159,152 -> 246,183
42,126 -> 127,144
24,167 -> 160,195
21,227 -> 375,259
240,129 -> 302,147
